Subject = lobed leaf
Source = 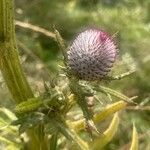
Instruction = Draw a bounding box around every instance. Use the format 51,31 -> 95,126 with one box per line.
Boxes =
71,101 -> 126,132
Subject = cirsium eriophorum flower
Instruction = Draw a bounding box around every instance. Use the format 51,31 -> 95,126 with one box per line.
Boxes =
67,29 -> 118,80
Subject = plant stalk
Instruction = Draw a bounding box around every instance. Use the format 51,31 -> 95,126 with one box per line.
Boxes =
0,0 -> 33,103
0,1 -> 47,149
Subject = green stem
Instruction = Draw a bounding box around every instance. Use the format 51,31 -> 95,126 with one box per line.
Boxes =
0,1 -> 47,149
0,0 -> 33,103
69,78 -> 92,120
50,132 -> 58,150
54,120 -> 89,150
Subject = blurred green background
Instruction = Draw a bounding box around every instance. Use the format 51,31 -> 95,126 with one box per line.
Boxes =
0,0 -> 150,149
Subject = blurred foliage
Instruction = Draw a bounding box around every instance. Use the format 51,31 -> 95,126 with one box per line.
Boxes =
0,0 -> 150,149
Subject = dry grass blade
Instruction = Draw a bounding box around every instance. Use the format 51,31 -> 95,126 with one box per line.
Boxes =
15,20 -> 56,40
129,124 -> 138,150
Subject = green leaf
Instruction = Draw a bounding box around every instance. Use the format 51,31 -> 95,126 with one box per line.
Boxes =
0,136 -> 21,150
98,85 -> 137,104
54,120 -> 89,150
14,98 -> 43,115
90,113 -> 119,150
69,78 -> 93,122
0,107 -> 18,134
71,101 -> 126,132
54,28 -> 68,64
0,136 -> 15,145
12,112 -> 46,134
129,124 -> 139,150
0,107 -> 17,121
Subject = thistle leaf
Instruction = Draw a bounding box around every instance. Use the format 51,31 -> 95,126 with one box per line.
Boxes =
0,107 -> 17,121
90,113 -> 119,150
54,28 -> 68,64
0,108 -> 20,149
129,124 -> 139,150
11,112 -> 46,134
71,101 -> 126,132
98,85 -> 137,104
54,120 -> 89,150
14,98 -> 43,115
0,136 -> 20,150
0,136 -> 15,145
0,108 -> 17,134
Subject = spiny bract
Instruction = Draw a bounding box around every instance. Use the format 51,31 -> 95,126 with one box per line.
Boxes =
67,29 -> 118,81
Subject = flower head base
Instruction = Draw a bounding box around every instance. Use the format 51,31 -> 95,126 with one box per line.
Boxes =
67,29 -> 118,81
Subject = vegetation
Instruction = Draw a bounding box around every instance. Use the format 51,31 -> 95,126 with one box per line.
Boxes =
0,0 -> 149,150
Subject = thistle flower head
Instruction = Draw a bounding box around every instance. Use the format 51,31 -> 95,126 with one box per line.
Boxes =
67,29 -> 118,81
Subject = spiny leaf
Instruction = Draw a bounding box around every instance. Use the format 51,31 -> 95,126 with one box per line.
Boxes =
0,118 -> 8,128
54,120 -> 89,150
14,98 -> 43,115
0,136 -> 16,145
11,112 -> 46,134
0,107 -> 17,120
105,70 -> 135,80
54,28 -> 68,64
0,108 -> 17,134
71,78 -> 93,116
90,113 -> 119,150
71,101 -> 126,132
129,124 -> 139,150
98,85 -> 137,104
0,118 -> 17,135
0,136 -> 21,150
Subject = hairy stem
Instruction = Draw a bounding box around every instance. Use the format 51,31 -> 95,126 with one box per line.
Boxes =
0,0 -> 33,103
0,1 -> 47,149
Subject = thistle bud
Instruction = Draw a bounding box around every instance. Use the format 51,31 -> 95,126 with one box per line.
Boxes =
67,29 -> 118,80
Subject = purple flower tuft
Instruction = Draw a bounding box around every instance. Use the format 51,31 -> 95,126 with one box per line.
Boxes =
67,29 -> 118,81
